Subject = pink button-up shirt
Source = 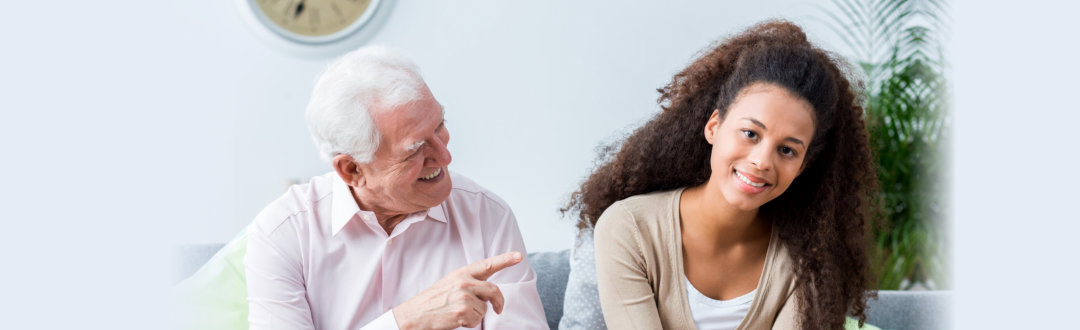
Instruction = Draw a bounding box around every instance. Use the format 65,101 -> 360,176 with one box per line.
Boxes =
245,171 -> 547,329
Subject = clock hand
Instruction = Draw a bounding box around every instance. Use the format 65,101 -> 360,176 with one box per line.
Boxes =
294,0 -> 305,18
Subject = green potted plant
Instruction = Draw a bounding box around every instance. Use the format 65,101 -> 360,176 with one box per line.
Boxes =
822,0 -> 950,290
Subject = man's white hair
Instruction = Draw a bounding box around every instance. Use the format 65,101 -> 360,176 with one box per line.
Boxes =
305,46 -> 424,164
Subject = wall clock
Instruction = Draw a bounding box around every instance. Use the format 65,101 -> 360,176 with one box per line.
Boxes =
236,0 -> 392,58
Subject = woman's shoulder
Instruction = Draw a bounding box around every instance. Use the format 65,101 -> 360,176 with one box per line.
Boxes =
595,188 -> 684,236
618,188 -> 682,207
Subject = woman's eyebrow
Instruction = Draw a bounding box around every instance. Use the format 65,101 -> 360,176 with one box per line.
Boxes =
742,117 -> 767,130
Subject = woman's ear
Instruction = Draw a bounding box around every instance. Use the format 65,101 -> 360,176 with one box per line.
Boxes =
704,109 -> 722,144
332,154 -> 365,187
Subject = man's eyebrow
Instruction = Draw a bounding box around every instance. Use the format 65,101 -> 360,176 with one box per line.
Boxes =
405,140 -> 425,152
405,107 -> 446,153
742,117 -> 806,147
403,105 -> 449,154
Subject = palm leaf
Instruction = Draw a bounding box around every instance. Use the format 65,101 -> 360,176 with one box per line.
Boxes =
821,0 -> 950,290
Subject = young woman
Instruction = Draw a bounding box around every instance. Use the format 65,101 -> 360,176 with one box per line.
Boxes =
564,21 -> 879,329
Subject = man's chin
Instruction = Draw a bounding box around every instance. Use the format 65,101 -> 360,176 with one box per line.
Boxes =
422,179 -> 453,206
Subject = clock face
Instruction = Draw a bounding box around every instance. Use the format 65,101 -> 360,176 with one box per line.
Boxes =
252,0 -> 377,42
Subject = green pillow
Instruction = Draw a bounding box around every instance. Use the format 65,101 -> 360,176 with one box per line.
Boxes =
174,230 -> 249,330
846,316 -> 883,330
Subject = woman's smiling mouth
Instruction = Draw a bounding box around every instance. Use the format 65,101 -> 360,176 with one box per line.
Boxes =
734,169 -> 770,193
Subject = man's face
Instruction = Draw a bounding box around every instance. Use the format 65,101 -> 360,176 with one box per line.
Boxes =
354,86 -> 453,216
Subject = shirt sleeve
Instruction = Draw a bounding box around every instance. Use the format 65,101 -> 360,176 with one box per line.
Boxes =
593,203 -> 664,330
480,201 -> 549,329
245,219 -> 317,330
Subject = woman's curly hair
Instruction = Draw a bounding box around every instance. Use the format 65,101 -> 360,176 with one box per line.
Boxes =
563,20 -> 879,329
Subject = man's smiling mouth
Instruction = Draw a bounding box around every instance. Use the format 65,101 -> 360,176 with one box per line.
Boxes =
418,168 -> 442,181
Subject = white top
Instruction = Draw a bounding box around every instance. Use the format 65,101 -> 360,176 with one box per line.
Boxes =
685,277 -> 756,330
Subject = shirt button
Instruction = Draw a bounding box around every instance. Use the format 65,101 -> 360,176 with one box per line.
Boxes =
386,238 -> 393,245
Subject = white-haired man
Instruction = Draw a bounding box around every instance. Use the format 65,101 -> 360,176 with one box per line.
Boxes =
245,46 -> 547,330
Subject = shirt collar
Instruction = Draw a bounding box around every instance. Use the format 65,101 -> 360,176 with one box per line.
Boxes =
331,173 -> 448,236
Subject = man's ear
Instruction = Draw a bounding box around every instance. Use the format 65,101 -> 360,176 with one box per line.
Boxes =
704,109 -> 722,145
332,154 -> 365,187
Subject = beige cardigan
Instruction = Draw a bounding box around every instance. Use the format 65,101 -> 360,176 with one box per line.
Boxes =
593,188 -> 801,329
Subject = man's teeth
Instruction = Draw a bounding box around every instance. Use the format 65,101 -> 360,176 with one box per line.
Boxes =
419,168 -> 441,180
735,171 -> 766,187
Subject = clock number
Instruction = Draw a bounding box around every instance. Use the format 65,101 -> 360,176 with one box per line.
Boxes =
331,2 -> 348,24
281,1 -> 294,24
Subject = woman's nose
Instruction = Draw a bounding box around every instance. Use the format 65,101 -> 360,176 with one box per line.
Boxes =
747,145 -> 772,171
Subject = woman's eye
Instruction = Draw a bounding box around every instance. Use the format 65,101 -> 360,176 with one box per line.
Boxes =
742,130 -> 757,139
780,146 -> 796,157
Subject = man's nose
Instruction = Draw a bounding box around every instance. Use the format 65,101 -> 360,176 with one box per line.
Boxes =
429,135 -> 452,166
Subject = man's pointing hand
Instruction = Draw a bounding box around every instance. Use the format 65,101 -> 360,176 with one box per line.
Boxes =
392,252 -> 523,330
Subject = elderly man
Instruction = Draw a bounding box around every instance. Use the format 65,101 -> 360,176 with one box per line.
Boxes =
244,46 -> 547,329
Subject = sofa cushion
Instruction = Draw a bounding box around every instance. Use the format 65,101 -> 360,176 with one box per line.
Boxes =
558,229 -> 607,330
174,232 -> 248,330
866,290 -> 952,330
527,250 -> 571,330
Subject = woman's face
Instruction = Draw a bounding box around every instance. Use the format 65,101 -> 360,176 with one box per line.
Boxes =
704,82 -> 816,211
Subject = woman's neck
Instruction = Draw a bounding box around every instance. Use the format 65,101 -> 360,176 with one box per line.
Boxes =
681,184 -> 771,249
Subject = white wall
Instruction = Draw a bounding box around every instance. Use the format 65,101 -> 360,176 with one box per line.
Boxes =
6,1 -> 1080,329
951,2 -> 1080,329
152,0 -> 845,253
0,0 -> 841,327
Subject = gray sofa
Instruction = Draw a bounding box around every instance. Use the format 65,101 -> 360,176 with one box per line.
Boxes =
176,245 -> 950,330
